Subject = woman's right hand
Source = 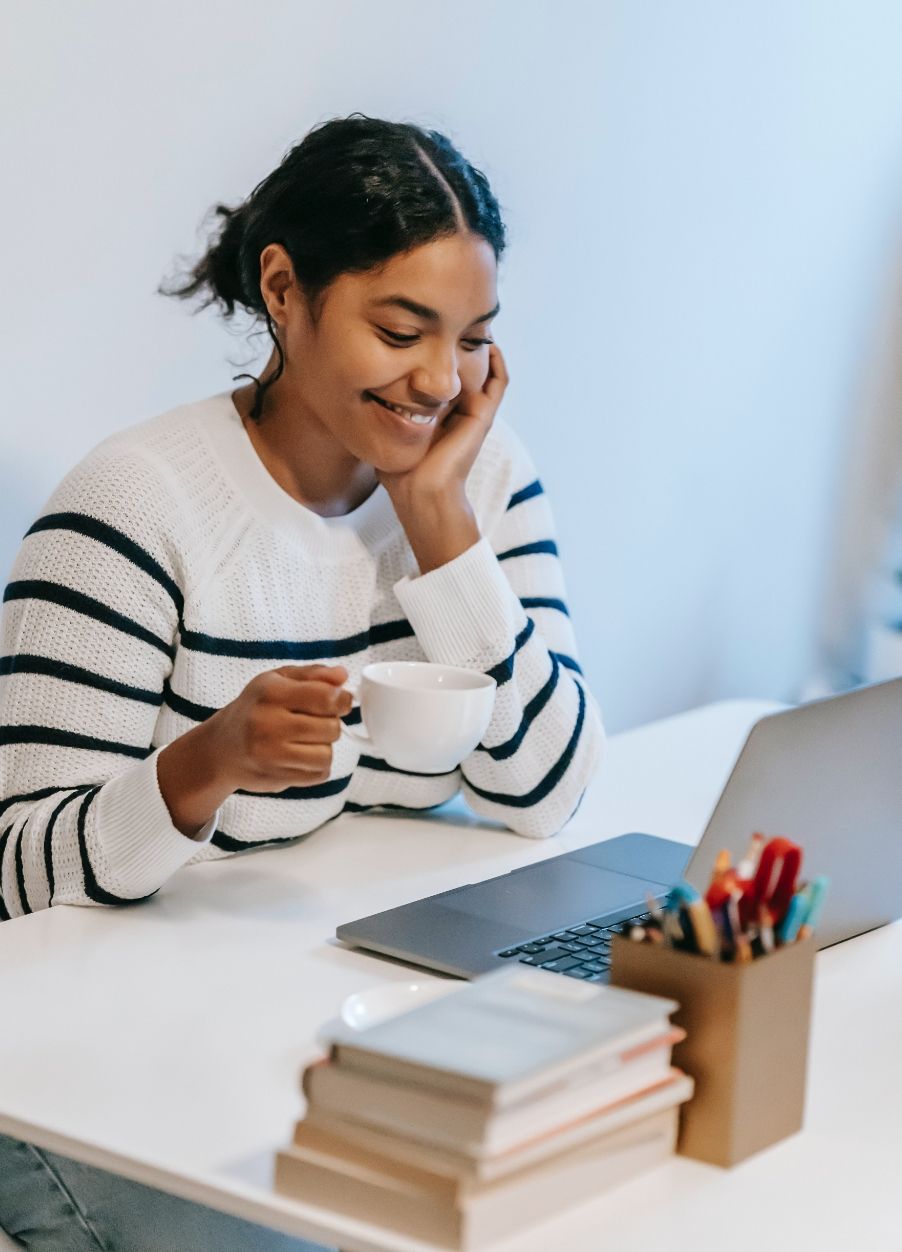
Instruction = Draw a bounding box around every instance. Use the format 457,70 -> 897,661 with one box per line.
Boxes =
157,664 -> 353,838
206,663 -> 353,792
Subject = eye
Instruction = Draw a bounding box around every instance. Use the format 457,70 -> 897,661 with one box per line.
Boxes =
377,328 -> 494,351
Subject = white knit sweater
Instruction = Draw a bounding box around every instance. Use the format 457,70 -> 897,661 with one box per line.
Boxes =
0,392 -> 604,920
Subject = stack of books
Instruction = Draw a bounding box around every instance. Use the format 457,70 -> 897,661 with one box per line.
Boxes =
276,966 -> 693,1248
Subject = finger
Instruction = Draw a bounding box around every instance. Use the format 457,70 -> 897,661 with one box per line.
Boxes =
265,741 -> 334,774
275,664 -> 348,686
268,675 -> 351,715
280,712 -> 344,744
489,343 -> 509,384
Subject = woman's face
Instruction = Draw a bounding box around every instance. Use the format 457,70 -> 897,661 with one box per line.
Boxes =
262,232 -> 499,473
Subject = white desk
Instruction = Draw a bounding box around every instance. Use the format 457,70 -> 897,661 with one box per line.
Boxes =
1,700 -> 900,1252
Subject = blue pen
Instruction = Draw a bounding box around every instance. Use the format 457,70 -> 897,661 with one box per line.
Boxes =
798,875 -> 830,940
666,881 -> 701,910
777,888 -> 809,944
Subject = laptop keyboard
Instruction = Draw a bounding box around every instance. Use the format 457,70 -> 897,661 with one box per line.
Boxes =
495,911 -> 653,982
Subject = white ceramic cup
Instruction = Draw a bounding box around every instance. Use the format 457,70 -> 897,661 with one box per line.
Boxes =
342,661 -> 496,773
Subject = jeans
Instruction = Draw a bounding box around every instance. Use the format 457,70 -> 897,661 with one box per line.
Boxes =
0,1134 -> 332,1252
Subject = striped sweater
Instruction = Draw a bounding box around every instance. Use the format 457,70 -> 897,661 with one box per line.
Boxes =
0,392 -> 605,920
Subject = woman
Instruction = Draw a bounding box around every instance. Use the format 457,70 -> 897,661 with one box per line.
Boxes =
0,114 -> 603,1248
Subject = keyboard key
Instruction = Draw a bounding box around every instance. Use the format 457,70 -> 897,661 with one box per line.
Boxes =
552,930 -> 578,941
520,943 -> 547,954
541,956 -> 583,972
519,955 -> 546,965
580,935 -> 605,948
586,916 -> 613,928
568,925 -> 595,937
497,949 -> 519,958
528,946 -> 573,965
585,972 -> 609,982
562,967 -> 592,978
581,959 -> 608,973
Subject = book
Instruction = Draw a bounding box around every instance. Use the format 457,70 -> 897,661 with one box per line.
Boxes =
299,1068 -> 693,1182
276,1105 -> 679,1250
323,965 -> 678,1108
304,1027 -> 686,1156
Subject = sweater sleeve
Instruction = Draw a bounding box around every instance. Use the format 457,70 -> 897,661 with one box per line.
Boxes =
392,430 -> 605,839
0,443 -> 216,921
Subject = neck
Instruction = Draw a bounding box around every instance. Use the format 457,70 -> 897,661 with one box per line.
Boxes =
232,356 -> 378,517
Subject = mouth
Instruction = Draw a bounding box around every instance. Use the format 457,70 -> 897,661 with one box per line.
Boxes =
364,391 -> 438,426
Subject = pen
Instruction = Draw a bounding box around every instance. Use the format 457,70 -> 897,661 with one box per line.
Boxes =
797,875 -> 829,941
777,888 -> 810,945
686,898 -> 720,958
737,832 -> 765,880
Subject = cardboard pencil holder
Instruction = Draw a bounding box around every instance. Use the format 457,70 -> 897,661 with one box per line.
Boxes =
610,934 -> 815,1167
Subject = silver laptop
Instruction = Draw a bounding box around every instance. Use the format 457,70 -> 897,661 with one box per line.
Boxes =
336,677 -> 902,978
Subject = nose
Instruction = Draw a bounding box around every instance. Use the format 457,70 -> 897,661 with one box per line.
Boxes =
409,344 -> 461,407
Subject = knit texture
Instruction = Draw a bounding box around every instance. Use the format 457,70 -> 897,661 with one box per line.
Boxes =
0,392 -> 604,919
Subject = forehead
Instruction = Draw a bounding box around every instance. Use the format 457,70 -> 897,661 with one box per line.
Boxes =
335,235 -> 498,323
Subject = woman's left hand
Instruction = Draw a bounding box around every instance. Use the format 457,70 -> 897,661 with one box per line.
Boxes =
378,343 -> 509,572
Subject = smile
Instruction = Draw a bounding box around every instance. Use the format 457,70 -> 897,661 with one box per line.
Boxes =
365,392 -> 437,425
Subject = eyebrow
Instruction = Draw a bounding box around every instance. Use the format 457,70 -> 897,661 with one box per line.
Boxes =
368,295 -> 500,325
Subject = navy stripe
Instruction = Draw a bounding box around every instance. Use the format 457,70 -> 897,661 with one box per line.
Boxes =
235,775 -> 352,801
163,682 -> 216,722
0,785 -> 72,821
357,755 -> 458,779
0,828 -> 11,921
487,618 -> 536,687
26,512 -> 184,616
13,827 -> 30,915
497,540 -> 558,562
0,726 -> 150,759
478,653 -> 560,762
506,480 -> 544,511
45,788 -> 93,905
1,655 -> 162,707
211,828 -> 309,852
76,788 -> 158,905
342,799 -> 450,815
3,581 -> 175,661
553,652 -> 583,675
462,682 -> 586,808
162,682 -> 365,729
519,597 -> 569,617
179,618 -> 415,660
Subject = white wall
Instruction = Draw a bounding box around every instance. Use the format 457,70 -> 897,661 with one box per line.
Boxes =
2,0 -> 902,731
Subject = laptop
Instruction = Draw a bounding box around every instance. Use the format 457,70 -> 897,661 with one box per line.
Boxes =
336,677 -> 902,980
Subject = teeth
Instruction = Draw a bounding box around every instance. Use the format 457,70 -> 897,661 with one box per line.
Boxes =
371,394 -> 435,424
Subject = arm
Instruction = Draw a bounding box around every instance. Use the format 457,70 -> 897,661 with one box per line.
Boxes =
394,459 -> 604,838
0,445 -> 213,919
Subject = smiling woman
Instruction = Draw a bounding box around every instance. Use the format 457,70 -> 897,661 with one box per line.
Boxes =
0,113 -> 605,920
0,109 -> 605,1252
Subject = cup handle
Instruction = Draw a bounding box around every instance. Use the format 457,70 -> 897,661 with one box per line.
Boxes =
341,680 -> 371,747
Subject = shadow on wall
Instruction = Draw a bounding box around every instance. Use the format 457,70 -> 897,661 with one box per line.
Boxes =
0,466 -> 42,589
811,239 -> 902,694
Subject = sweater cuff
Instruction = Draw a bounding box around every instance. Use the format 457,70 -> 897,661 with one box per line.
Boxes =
393,537 -> 525,670
94,749 -> 218,897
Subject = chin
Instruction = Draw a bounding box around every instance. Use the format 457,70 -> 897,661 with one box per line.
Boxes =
370,442 -> 432,476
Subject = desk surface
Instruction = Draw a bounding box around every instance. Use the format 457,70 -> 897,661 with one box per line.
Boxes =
1,699 -> 900,1252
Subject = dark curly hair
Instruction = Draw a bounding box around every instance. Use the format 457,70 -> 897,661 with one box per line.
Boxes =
159,113 -> 507,420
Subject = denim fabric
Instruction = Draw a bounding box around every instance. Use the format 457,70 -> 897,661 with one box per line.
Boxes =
0,1134 -> 332,1252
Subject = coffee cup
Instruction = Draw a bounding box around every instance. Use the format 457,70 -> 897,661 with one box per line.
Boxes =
341,661 -> 496,774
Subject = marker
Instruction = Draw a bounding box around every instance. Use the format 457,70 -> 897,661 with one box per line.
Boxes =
798,875 -> 829,940
777,888 -> 810,945
686,898 -> 720,958
737,832 -> 765,880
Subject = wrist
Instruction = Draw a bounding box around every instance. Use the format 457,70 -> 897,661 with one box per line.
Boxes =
396,492 -> 480,574
157,717 -> 235,839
